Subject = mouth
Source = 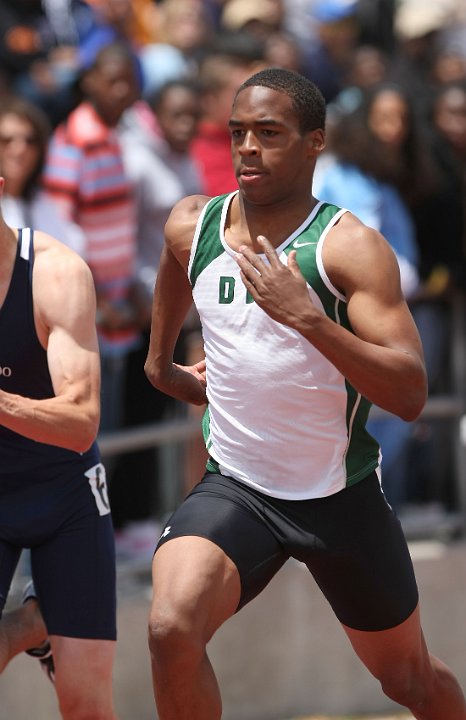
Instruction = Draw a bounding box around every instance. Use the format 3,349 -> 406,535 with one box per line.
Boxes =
239,168 -> 265,183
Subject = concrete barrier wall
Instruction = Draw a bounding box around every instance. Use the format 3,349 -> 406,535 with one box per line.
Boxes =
1,540 -> 465,720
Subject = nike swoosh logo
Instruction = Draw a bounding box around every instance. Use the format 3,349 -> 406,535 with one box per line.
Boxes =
293,239 -> 317,248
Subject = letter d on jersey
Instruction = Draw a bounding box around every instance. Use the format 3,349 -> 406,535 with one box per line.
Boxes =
219,276 -> 235,304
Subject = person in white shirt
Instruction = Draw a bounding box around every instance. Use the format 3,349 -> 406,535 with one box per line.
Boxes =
0,96 -> 85,256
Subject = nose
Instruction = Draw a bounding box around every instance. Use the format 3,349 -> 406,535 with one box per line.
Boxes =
113,80 -> 133,102
239,130 -> 259,155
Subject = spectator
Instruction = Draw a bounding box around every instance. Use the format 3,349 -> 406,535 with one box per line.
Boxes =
432,80 -> 466,164
302,0 -> 362,103
191,35 -> 265,195
220,0 -> 285,42
139,0 -> 212,98
110,79 -> 203,549
77,0 -> 146,87
390,1 -> 457,119
361,82 -> 457,386
0,0 -> 96,125
327,44 -> 390,123
263,31 -> 304,74
0,96 -> 84,254
41,42 -> 143,441
317,79 -> 462,511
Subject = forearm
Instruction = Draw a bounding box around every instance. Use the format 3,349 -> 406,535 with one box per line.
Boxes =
145,346 -> 207,406
145,244 -> 206,405
0,390 -> 99,452
296,312 -> 427,420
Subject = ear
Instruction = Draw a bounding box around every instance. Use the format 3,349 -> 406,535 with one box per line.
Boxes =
307,128 -> 325,156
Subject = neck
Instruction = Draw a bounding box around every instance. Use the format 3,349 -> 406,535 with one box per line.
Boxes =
0,217 -> 18,270
3,178 -> 24,198
238,194 -> 318,249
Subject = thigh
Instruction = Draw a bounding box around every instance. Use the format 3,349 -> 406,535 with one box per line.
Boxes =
303,473 -> 419,631
0,542 -> 22,617
51,636 -> 115,715
342,602 -> 427,682
31,508 -> 116,640
156,474 -> 287,610
152,536 -> 241,641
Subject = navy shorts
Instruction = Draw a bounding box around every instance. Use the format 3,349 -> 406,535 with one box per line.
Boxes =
0,461 -> 116,640
156,471 -> 419,631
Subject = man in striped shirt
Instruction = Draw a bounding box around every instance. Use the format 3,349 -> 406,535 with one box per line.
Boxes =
42,42 -> 144,434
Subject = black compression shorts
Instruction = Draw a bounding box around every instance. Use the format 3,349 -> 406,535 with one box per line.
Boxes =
156,471 -> 419,631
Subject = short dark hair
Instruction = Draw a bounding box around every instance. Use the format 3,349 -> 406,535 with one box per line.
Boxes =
149,78 -> 201,113
235,68 -> 326,134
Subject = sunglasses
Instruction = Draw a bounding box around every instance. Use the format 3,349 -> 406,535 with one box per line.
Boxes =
0,134 -> 40,147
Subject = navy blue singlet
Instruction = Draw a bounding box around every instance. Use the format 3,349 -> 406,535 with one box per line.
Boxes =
0,228 -> 100,478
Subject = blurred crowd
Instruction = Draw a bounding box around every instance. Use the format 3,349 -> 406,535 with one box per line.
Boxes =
0,0 -> 465,550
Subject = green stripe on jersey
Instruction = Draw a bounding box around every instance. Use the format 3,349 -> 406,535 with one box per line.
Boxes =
189,195 -> 229,288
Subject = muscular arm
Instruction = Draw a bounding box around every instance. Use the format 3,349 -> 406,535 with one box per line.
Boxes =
0,236 -> 101,452
237,215 -> 427,421
144,195 -> 210,405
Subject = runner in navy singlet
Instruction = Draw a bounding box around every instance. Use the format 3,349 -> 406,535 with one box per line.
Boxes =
0,174 -> 117,719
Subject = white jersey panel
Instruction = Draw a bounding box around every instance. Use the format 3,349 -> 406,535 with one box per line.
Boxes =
193,249 -> 350,499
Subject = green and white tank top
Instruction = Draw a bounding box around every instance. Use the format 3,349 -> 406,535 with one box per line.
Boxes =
188,191 -> 381,499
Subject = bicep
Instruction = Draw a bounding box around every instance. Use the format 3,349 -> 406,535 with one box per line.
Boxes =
347,288 -> 423,358
329,224 -> 423,357
345,251 -> 423,358
39,257 -> 100,400
46,322 -> 100,400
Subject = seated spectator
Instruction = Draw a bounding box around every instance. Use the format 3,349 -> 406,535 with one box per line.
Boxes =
0,96 -> 84,254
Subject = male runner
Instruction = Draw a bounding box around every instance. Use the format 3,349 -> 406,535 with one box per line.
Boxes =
0,175 -> 117,719
144,68 -> 466,720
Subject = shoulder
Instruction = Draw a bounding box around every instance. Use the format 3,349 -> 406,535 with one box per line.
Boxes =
33,231 -> 94,299
165,194 -> 212,265
323,211 -> 400,294
327,211 -> 395,256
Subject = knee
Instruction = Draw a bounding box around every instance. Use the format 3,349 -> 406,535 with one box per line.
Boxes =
58,696 -> 113,720
148,606 -> 205,670
378,657 -> 429,709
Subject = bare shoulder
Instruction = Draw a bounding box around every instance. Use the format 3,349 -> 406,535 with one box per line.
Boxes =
33,230 -> 92,282
323,211 -> 400,296
165,194 -> 211,266
32,231 -> 95,317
